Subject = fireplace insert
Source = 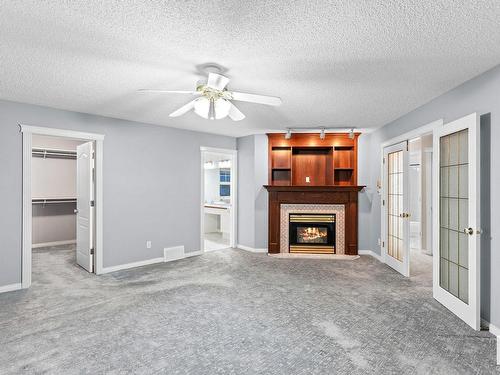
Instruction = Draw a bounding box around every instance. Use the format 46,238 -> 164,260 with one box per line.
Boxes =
289,213 -> 336,253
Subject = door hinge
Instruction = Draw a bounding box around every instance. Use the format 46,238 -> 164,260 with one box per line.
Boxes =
382,199 -> 385,206
383,157 -> 385,164
90,248 -> 95,255
382,241 -> 385,248
90,200 -> 95,207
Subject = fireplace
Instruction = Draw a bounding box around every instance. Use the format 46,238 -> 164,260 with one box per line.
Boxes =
289,213 -> 336,254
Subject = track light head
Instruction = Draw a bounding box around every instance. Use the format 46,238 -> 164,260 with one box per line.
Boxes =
349,128 -> 355,139
285,129 -> 292,140
319,128 -> 325,140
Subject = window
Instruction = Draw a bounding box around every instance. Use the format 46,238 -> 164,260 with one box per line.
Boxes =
220,169 -> 230,183
220,184 -> 230,197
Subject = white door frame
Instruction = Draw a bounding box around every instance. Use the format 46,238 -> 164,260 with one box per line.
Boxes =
380,119 -> 443,269
20,125 -> 105,288
200,146 -> 238,252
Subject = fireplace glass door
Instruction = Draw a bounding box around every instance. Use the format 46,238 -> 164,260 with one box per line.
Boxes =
289,214 -> 335,254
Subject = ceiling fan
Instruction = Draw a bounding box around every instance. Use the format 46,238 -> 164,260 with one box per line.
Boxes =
139,72 -> 282,121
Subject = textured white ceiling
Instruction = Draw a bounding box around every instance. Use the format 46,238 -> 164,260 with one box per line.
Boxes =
1,1 -> 500,137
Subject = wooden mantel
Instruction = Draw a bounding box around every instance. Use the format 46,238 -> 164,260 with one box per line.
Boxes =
264,185 -> 365,254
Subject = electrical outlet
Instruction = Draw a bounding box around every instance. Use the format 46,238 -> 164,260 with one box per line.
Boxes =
306,176 -> 310,183
377,238 -> 381,246
146,241 -> 152,249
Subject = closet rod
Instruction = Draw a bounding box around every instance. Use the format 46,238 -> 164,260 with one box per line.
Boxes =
32,198 -> 77,205
32,147 -> 77,160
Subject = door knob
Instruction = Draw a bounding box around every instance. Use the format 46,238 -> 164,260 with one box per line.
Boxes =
399,213 -> 411,218
74,209 -> 79,214
463,227 -> 474,235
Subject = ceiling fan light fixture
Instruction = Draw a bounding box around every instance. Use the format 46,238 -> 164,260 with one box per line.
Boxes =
194,97 -> 231,120
208,99 -> 216,120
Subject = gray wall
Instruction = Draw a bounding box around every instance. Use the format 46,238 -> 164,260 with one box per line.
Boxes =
0,99 -> 235,287
360,65 -> 500,325
237,135 -> 268,249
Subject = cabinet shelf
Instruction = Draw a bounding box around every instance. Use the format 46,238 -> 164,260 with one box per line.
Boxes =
268,133 -> 359,187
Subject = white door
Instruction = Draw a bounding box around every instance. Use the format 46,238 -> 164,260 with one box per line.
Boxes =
433,113 -> 480,330
383,141 -> 410,276
76,142 -> 94,272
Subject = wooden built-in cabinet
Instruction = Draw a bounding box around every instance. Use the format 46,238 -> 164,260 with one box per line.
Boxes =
265,132 -> 363,255
267,132 -> 360,187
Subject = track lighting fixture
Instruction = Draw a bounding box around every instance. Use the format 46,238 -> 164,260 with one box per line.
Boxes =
349,128 -> 355,139
285,129 -> 292,139
319,128 -> 325,140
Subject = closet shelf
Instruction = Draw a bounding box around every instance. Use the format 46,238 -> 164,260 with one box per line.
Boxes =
32,147 -> 77,160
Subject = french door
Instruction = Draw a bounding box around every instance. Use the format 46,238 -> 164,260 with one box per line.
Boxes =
433,113 -> 480,330
383,141 -> 410,277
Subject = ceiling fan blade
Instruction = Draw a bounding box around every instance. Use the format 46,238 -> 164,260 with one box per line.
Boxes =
228,102 -> 245,121
169,99 -> 198,117
230,91 -> 282,106
206,73 -> 230,90
138,89 -> 199,94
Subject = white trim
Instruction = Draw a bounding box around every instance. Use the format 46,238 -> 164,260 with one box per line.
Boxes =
497,336 -> 500,366
490,323 -> 500,337
358,250 -> 383,262
200,146 -> 237,155
32,240 -> 76,249
94,139 -> 104,274
101,249 -> 203,274
184,250 -> 203,258
237,244 -> 268,253
20,124 -> 105,140
20,125 -> 105,287
380,119 -> 442,149
379,119 -> 443,266
22,131 -> 32,288
489,323 -> 500,366
0,283 -> 22,294
200,147 -> 238,252
100,257 -> 165,274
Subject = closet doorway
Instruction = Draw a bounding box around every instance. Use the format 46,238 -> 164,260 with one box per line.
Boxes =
21,126 -> 104,289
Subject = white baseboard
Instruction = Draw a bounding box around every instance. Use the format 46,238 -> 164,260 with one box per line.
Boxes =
489,322 -> 500,337
358,250 -> 383,262
101,257 -> 165,274
492,323 -> 500,366
237,244 -> 268,253
101,246 -> 203,274
184,250 -> 203,258
32,240 -> 76,249
0,283 -> 22,294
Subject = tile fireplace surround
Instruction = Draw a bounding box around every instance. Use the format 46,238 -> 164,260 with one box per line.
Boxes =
264,186 -> 364,254
280,204 -> 346,254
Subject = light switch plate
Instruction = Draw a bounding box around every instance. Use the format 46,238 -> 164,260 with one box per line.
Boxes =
146,241 -> 152,249
306,176 -> 310,183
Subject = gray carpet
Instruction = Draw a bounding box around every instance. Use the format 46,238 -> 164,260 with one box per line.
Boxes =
0,245 -> 497,374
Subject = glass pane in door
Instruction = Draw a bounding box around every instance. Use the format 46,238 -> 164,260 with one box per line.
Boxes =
439,129 -> 469,303
387,150 -> 404,261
